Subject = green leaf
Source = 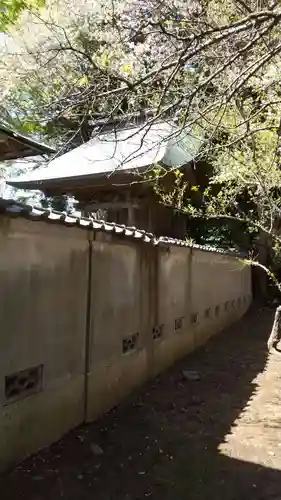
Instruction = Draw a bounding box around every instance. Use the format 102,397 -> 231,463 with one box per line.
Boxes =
121,64 -> 131,73
100,53 -> 110,67
78,75 -> 88,86
174,168 -> 183,177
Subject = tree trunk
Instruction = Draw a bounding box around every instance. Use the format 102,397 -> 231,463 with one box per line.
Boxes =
268,305 -> 281,355
253,229 -> 270,303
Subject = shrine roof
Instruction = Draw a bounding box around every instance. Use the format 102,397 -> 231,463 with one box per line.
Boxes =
0,124 -> 56,161
7,121 -> 203,192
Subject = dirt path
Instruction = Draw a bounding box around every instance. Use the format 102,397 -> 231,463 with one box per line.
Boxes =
2,307 -> 281,500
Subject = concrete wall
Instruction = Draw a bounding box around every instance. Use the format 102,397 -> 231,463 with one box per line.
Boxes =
0,216 -> 252,471
86,240 -> 251,422
0,217 -> 88,471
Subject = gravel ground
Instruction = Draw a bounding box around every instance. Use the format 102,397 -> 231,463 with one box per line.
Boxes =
2,307 -> 281,500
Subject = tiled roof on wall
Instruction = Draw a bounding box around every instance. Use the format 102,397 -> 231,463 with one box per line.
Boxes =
0,199 -> 242,257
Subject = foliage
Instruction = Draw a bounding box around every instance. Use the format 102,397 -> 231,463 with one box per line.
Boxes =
179,117 -> 281,296
0,0 -> 44,32
1,1 -> 281,145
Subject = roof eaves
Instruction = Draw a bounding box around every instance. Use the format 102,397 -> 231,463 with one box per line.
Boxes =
0,124 -> 56,156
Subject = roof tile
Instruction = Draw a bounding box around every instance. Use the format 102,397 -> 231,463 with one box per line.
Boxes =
0,199 -> 242,258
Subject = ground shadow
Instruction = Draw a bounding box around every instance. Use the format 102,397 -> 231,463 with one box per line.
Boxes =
1,307 -> 281,499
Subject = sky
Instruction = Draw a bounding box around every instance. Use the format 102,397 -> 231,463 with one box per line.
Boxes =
0,157 -> 46,204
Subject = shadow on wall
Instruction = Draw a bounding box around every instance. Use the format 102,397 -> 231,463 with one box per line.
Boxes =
1,308 -> 281,499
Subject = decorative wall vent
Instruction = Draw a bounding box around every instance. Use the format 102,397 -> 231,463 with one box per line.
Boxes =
174,317 -> 184,331
152,324 -> 164,340
122,333 -> 139,354
205,308 -> 211,318
5,365 -> 43,404
190,313 -> 198,325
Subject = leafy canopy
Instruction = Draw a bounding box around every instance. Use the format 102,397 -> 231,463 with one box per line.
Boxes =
0,0 -> 45,32
2,0 -> 281,144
